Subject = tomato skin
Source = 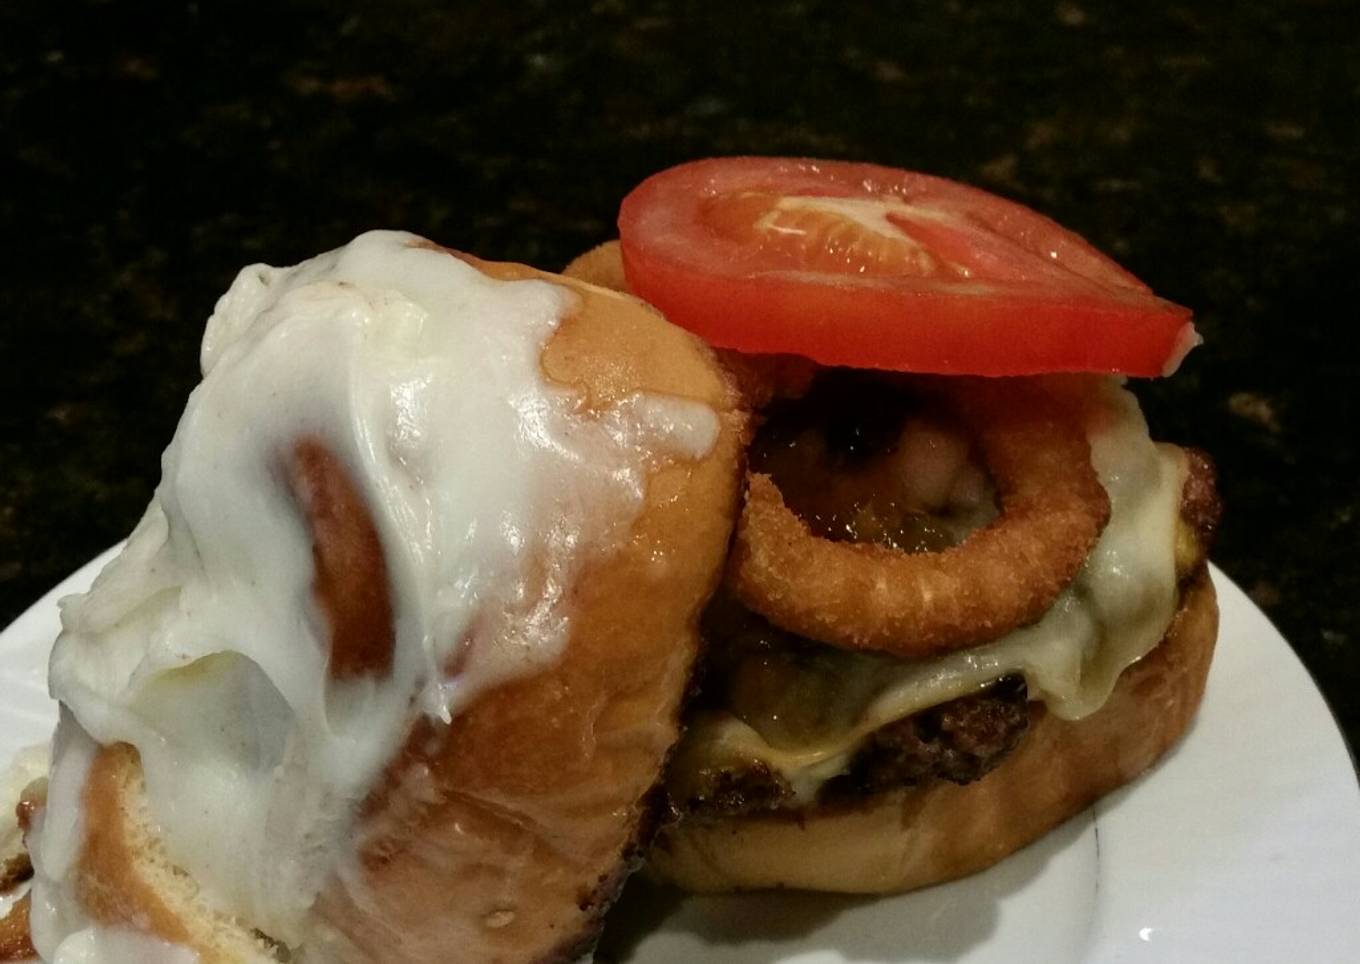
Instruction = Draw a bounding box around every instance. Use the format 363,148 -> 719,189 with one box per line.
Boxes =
618,157 -> 1197,377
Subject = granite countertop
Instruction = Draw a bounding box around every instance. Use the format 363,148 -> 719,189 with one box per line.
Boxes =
1,0 -> 1355,767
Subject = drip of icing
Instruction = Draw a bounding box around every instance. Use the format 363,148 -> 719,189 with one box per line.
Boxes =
27,712 -> 97,959
49,927 -> 200,964
32,231 -> 720,955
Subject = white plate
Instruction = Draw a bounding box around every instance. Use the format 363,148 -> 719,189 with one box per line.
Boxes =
3,558 -> 1358,963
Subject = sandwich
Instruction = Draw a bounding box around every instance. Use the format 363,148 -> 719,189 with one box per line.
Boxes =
0,155 -> 1221,960
564,156 -> 1221,894
0,231 -> 746,962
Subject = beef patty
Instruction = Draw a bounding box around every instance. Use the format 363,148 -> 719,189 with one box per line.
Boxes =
671,670 -> 1030,819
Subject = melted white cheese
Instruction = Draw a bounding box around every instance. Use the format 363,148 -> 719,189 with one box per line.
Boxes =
696,380 -> 1185,801
30,231 -> 719,957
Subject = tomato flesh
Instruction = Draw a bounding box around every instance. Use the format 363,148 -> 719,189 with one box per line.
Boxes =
618,157 -> 1197,376
704,192 -> 963,278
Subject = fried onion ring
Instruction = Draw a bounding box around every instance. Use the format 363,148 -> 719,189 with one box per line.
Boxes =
727,379 -> 1111,657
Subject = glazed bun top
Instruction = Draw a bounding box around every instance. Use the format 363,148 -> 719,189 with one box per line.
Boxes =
30,232 -> 731,955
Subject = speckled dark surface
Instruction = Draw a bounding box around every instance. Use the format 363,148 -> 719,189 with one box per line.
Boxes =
1,0 -> 1356,768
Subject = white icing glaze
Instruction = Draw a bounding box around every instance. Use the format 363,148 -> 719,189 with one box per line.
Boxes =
50,927 -> 199,964
31,231 -> 719,956
28,713 -> 97,960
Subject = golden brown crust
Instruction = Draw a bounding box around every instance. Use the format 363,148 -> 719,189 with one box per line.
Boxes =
561,240 -> 819,411
727,379 -> 1111,657
0,894 -> 36,962
712,351 -> 819,410
650,567 -> 1218,893
16,788 -> 44,842
303,257 -> 747,962
562,241 -> 630,294
1181,448 -> 1222,547
0,859 -> 26,896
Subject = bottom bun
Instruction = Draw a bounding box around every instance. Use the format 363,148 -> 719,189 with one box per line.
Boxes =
649,567 -> 1218,894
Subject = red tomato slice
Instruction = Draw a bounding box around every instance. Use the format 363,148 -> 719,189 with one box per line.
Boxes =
617,157 -> 1198,376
